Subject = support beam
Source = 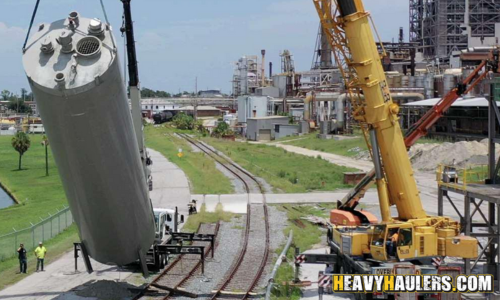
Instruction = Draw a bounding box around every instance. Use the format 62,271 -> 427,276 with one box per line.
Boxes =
489,91 -> 496,182
77,242 -> 93,274
464,196 -> 471,275
446,194 -> 464,225
138,249 -> 149,278
438,187 -> 444,216
497,203 -> 500,289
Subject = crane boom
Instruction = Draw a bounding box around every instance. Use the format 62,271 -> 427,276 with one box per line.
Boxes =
339,55 -> 498,212
121,0 -> 150,182
313,0 -> 478,264
335,0 -> 426,221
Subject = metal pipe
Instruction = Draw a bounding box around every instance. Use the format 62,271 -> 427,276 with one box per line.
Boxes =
265,230 -> 293,300
370,130 -> 383,180
369,129 -> 392,222
390,92 -> 425,102
304,94 -> 314,120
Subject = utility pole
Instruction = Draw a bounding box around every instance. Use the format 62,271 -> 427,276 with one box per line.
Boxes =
41,135 -> 49,176
194,77 -> 198,122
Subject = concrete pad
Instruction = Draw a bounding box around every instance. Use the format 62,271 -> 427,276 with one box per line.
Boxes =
0,251 -> 139,300
151,170 -> 190,188
192,194 -> 248,214
0,149 -> 192,299
299,248 -> 353,300
148,149 -> 191,216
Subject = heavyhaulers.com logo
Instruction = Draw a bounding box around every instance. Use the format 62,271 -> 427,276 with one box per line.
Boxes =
332,275 -> 494,293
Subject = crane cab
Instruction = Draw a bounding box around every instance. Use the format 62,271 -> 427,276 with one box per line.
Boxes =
370,223 -> 414,261
369,222 -> 477,262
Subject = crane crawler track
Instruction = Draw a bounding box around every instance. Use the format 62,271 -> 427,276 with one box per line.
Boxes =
177,133 -> 270,300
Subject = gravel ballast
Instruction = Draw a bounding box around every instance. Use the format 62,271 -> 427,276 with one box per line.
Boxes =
172,216 -> 245,299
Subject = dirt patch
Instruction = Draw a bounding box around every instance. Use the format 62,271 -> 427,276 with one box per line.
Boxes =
409,139 -> 500,170
355,139 -> 499,171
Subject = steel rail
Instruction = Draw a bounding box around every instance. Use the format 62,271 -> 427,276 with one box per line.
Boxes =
177,133 -> 270,300
162,222 -> 221,300
134,222 -> 219,299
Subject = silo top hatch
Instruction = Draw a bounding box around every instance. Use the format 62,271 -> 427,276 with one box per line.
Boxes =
22,12 -> 117,96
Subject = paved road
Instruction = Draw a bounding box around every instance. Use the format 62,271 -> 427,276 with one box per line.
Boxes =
266,141 -> 488,222
148,148 -> 191,216
0,149 -> 191,299
300,248 -> 353,300
273,143 -> 373,172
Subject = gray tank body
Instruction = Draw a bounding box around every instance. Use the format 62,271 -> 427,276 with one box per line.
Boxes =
22,13 -> 155,266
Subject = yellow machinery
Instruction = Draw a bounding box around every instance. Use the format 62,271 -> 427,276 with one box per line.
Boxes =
313,0 -> 477,267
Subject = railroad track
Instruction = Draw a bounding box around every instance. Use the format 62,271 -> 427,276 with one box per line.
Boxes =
178,133 -> 270,300
135,222 -> 220,300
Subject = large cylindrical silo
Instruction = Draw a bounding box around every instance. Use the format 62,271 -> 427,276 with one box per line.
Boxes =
22,12 -> 155,266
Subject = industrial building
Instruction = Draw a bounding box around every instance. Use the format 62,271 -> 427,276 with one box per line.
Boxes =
237,96 -> 271,123
245,116 -> 289,141
402,96 -> 490,140
410,0 -> 500,61
7,1 -> 500,298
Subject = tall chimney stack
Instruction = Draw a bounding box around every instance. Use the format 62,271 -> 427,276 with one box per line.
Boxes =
261,49 -> 266,87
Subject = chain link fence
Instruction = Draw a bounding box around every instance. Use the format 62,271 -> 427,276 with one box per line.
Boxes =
0,206 -> 73,261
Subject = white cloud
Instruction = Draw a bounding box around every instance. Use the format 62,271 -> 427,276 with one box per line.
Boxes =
0,22 -> 28,93
0,22 -> 26,51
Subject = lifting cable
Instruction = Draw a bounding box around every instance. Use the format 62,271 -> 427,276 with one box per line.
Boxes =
22,0 -> 117,53
99,0 -> 117,51
22,0 -> 41,52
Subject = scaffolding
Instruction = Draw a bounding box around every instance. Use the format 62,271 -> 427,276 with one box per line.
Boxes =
435,77 -> 500,290
469,0 -> 500,38
409,0 -> 500,61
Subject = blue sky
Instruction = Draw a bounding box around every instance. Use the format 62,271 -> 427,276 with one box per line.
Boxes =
0,0 -> 408,95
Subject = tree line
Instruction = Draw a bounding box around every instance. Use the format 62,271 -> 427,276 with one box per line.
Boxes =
140,87 -> 196,98
1,88 -> 33,114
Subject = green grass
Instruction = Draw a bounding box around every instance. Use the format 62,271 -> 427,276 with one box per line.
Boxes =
202,138 -> 357,193
0,225 -> 79,290
284,132 -> 443,158
0,135 -> 66,235
145,125 -> 234,194
271,204 -> 335,300
182,204 -> 235,233
286,133 -> 368,157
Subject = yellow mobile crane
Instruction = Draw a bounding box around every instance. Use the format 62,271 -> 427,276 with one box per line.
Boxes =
312,0 -> 477,271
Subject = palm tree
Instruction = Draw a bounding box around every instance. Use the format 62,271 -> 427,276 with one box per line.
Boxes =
11,132 -> 31,170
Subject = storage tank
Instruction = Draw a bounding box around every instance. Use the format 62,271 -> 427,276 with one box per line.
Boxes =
415,75 -> 425,88
409,76 -> 416,88
401,76 -> 409,87
434,75 -> 444,97
393,75 -> 402,88
424,74 -> 435,99
22,13 -> 155,266
443,74 -> 457,95
386,75 -> 394,88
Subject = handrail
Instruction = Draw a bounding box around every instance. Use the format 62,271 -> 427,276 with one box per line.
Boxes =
265,230 -> 293,300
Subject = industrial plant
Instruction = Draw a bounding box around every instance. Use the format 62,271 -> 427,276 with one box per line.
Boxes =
1,0 -> 500,300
